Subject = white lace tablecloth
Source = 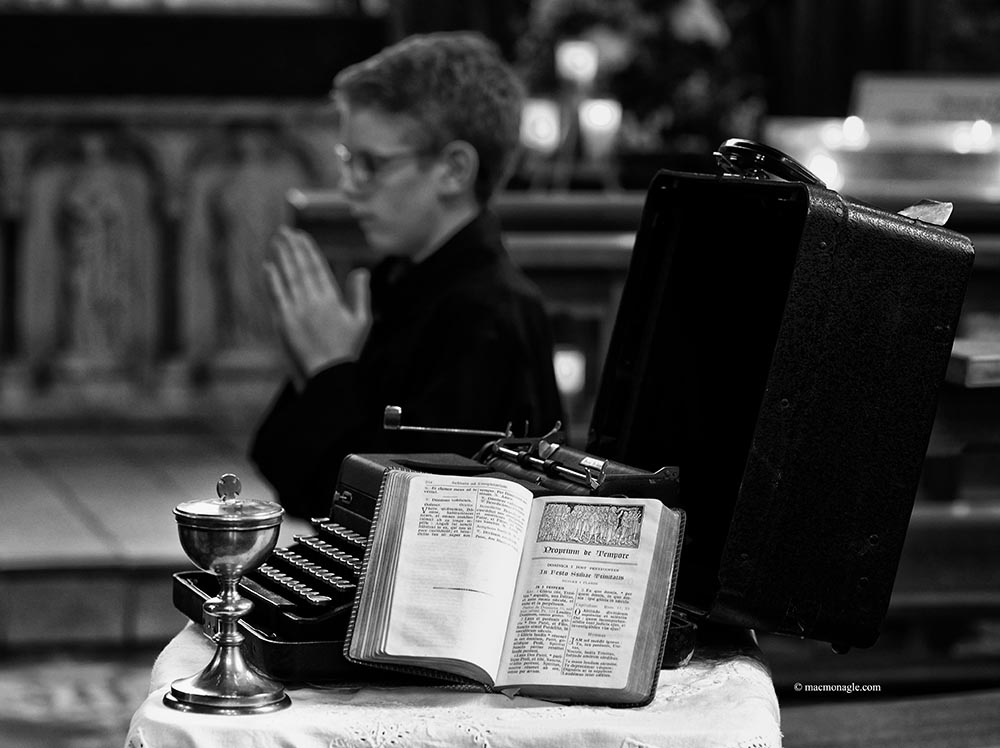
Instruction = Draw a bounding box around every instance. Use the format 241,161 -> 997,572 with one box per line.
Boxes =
125,623 -> 781,748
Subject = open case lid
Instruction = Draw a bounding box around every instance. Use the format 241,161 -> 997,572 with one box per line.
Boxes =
586,140 -> 974,650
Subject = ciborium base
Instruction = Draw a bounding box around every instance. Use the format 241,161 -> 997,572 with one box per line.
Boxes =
163,639 -> 291,715
163,688 -> 291,716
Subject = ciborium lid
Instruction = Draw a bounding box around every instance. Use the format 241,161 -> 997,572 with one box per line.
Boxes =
174,473 -> 283,531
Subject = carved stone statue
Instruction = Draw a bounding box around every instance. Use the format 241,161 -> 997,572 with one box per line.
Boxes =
21,130 -> 160,381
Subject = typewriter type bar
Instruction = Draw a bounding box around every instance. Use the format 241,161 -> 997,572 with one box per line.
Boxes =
481,437 -> 680,503
489,440 -> 602,489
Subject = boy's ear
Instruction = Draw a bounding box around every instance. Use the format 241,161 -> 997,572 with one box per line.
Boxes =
437,140 -> 479,197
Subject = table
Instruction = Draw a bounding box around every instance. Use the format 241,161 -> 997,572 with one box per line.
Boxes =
125,623 -> 782,748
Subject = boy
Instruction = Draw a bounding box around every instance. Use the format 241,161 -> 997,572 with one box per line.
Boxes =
251,32 -> 564,518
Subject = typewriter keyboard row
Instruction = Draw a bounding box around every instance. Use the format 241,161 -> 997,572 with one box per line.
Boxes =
238,517 -> 369,639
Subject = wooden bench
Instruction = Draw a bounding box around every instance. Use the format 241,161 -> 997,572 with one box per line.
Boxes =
921,339 -> 1000,502
891,503 -> 1000,618
761,501 -> 1000,697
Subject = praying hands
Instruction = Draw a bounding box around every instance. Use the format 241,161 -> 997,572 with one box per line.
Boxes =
264,226 -> 371,388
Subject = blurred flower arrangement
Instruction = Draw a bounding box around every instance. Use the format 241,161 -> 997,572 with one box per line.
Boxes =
514,0 -> 768,159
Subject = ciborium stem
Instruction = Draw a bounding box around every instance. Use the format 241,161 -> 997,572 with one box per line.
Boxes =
206,577 -> 250,646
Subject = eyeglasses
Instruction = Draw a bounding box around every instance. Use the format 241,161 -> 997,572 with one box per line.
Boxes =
333,143 -> 433,189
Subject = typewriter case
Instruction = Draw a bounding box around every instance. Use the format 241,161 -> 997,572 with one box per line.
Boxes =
586,140 -> 974,651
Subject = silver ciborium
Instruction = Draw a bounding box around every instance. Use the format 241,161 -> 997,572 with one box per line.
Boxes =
163,473 -> 291,714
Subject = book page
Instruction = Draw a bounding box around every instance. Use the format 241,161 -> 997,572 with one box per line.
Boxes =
382,474 -> 534,681
496,496 -> 665,692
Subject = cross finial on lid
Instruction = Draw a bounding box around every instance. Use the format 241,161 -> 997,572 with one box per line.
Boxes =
216,474 -> 242,502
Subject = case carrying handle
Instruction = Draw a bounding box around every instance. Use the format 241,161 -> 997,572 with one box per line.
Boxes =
715,138 -> 826,186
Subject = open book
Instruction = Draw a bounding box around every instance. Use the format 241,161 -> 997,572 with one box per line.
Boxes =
344,471 -> 685,706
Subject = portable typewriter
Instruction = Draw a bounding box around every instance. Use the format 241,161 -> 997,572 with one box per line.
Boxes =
175,139 -> 973,682
173,407 -> 682,682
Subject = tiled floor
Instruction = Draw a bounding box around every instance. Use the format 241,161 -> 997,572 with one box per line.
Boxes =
0,425 -> 312,650
0,650 -> 156,748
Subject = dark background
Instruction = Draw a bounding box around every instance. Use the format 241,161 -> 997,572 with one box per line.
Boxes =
1,0 -> 997,115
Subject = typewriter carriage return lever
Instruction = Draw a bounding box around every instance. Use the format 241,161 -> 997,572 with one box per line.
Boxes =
382,404 -> 516,439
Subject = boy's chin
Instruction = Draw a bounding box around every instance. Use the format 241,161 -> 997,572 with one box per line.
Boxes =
368,244 -> 409,260
365,235 -> 418,260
